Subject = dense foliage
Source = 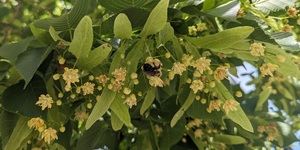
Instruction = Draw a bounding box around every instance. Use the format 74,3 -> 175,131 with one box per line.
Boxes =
1,0 -> 300,149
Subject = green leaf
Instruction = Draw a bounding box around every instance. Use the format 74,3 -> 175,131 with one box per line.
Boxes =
140,87 -> 156,115
214,135 -> 246,144
33,0 -> 90,31
1,111 -> 20,149
68,16 -> 93,59
86,89 -> 116,129
97,0 -> 158,13
15,46 -> 52,87
171,91 -> 195,127
114,13 -> 132,39
49,26 -> 62,42
0,37 -> 34,63
204,0 -> 240,21
202,0 -> 215,11
5,117 -> 32,150
255,0 -> 297,14
255,86 -> 272,111
125,39 -> 145,74
139,0 -> 169,37
186,26 -> 254,49
214,81 -> 253,132
110,93 -> 131,126
111,111 -> 124,131
159,119 -> 185,149
2,76 -> 46,117
30,24 -> 54,45
76,43 -> 112,70
77,121 -> 118,150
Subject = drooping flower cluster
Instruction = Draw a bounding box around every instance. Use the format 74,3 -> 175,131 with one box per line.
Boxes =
257,123 -> 280,142
287,6 -> 299,17
124,94 -> 137,108
108,67 -> 127,91
260,63 -> 277,77
74,111 -> 89,121
214,66 -> 229,82
250,43 -> 265,56
207,99 -> 240,114
80,82 -> 95,95
28,117 -> 58,144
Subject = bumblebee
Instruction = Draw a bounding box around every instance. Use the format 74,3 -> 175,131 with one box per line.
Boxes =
141,57 -> 162,77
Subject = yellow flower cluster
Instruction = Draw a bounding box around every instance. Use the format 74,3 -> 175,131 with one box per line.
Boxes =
207,99 -> 240,114
287,6 -> 299,17
74,111 -> 89,121
124,94 -> 137,108
260,63 -> 277,77
257,123 -> 280,142
36,94 -> 53,110
250,43 -> 265,56
62,67 -> 79,91
80,82 -> 95,95
108,68 -> 127,91
27,117 -> 58,144
188,22 -> 207,35
214,66 -> 229,82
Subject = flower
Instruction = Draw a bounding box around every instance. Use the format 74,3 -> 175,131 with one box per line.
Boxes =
172,62 -> 186,76
222,99 -> 240,114
281,24 -> 294,32
235,91 -> 243,97
194,129 -> 204,138
36,94 -> 54,110
236,8 -> 245,18
96,75 -> 109,85
124,94 -> 137,108
112,67 -> 127,82
123,87 -> 131,95
265,123 -> 280,141
214,66 -> 228,82
111,79 -> 124,91
154,124 -> 163,136
74,111 -> 89,121
149,76 -> 164,87
190,80 -> 204,93
193,57 -> 211,74
41,128 -> 58,144
257,125 -> 265,133
250,43 -> 265,56
276,54 -> 286,62
196,22 -> 207,32
260,63 -> 277,77
81,82 -> 95,95
287,6 -> 299,17
62,67 -> 79,86
207,99 -> 223,113
188,26 -> 197,36
181,54 -> 193,66
130,73 -> 138,79
28,117 -> 46,132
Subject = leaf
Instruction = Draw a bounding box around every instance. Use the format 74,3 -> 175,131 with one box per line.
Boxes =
110,93 -> 131,126
269,32 -> 300,51
255,87 -> 272,111
254,0 -> 297,14
214,135 -> 246,144
49,26 -> 62,42
2,76 -> 46,118
159,119 -> 185,149
214,81 -> 253,132
125,39 -> 145,74
139,0 -> 169,37
140,87 -> 156,115
171,91 -> 196,127
185,26 -> 254,49
86,89 -> 116,129
97,0 -> 157,12
76,43 -> 112,70
204,0 -> 240,22
33,0 -> 90,31
0,37 -> 34,63
77,121 -> 118,150
114,13 -> 132,39
111,111 -> 124,131
5,117 -> 32,150
30,24 -> 54,45
202,0 -> 215,11
15,46 -> 52,87
1,111 -> 20,149
68,16 -> 93,59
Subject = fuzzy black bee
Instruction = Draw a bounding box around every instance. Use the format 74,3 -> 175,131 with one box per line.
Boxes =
141,57 -> 162,77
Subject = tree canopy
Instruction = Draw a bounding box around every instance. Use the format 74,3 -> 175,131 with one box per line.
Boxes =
0,0 -> 300,149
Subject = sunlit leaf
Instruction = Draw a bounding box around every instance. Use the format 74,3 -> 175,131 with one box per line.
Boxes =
255,86 -> 272,111
204,0 -> 240,21
111,111 -> 124,131
214,135 -> 246,144
68,16 -> 93,59
140,0 -> 169,37
110,93 -> 131,126
140,87 -> 156,115
76,43 -> 112,70
186,26 -> 254,49
114,13 -> 132,39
